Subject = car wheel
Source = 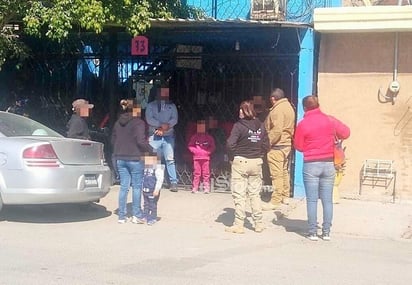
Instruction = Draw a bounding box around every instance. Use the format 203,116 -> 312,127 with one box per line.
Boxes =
0,195 -> 3,212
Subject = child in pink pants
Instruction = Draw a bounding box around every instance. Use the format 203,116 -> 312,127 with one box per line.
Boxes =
188,120 -> 216,193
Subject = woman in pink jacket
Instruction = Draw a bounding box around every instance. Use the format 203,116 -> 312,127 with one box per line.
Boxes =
188,120 -> 216,193
294,95 -> 350,241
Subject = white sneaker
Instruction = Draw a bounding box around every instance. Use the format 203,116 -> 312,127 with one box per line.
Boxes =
131,216 -> 145,224
307,233 -> 319,241
118,219 -> 127,224
322,233 -> 331,241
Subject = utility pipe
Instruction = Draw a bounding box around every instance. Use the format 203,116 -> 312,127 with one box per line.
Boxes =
393,0 -> 403,81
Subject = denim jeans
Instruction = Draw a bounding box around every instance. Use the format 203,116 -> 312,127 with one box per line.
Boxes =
117,159 -> 144,220
149,135 -> 177,184
303,161 -> 336,235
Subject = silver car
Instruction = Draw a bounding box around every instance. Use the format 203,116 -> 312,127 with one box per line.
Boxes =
0,111 -> 111,211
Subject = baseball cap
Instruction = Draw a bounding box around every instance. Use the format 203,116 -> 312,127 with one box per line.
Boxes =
72,99 -> 94,109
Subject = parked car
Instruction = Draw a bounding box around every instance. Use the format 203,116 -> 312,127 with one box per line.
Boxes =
0,111 -> 112,212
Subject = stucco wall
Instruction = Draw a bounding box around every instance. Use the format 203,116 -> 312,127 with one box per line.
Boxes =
317,32 -> 412,201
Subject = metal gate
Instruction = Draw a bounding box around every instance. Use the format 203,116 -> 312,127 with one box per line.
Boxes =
1,23 -> 302,190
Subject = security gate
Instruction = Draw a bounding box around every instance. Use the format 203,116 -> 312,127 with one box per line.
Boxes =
1,22 -> 302,190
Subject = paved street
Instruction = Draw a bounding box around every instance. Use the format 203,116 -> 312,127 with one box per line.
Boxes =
0,186 -> 411,285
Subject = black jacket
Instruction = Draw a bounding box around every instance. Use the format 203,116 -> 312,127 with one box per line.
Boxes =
226,118 -> 269,159
66,114 -> 90,140
111,113 -> 152,161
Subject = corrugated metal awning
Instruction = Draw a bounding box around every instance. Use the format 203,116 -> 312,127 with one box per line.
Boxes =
149,18 -> 311,30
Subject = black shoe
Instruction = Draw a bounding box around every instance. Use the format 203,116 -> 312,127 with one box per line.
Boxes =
170,183 -> 178,192
321,232 -> 331,241
306,233 -> 319,241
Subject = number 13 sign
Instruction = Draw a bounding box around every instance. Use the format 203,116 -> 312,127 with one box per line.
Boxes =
131,36 -> 148,56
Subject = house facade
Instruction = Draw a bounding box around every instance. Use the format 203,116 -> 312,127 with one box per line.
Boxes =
314,3 -> 412,201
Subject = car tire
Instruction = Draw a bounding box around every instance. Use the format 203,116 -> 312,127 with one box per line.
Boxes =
0,194 -> 3,212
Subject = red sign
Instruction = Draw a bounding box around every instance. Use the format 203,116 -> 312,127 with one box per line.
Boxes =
131,36 -> 148,56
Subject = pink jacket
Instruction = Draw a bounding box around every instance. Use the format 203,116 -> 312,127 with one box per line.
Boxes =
188,133 -> 216,160
294,108 -> 350,162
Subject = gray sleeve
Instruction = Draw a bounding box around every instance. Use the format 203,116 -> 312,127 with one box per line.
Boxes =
168,103 -> 178,128
145,103 -> 161,127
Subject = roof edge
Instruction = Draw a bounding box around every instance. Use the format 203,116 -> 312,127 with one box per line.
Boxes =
314,5 -> 412,33
149,18 -> 312,30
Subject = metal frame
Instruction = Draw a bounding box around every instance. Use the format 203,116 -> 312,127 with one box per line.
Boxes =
359,159 -> 396,202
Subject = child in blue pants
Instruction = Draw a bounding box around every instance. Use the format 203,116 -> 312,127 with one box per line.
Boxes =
142,154 -> 165,225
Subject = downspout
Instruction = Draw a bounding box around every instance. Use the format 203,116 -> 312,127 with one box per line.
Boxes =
393,0 -> 402,83
378,0 -> 402,104
394,33 -> 398,83
389,0 -> 403,102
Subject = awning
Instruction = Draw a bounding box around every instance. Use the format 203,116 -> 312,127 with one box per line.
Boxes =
150,18 -> 311,30
314,5 -> 412,33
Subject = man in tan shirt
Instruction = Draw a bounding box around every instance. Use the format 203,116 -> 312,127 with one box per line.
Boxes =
262,88 -> 296,210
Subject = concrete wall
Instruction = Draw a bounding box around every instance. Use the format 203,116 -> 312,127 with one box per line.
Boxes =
317,32 -> 412,200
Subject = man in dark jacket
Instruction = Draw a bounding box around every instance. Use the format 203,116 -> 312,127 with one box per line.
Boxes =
66,99 -> 94,139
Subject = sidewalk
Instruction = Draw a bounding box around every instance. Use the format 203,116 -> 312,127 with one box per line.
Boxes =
107,185 -> 412,241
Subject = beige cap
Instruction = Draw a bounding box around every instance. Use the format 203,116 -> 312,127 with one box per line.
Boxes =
72,99 -> 94,109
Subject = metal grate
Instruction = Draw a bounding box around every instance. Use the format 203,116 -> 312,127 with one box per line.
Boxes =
359,159 -> 397,202
2,25 -> 301,190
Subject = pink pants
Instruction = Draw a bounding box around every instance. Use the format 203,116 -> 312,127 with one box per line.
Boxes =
192,159 -> 211,192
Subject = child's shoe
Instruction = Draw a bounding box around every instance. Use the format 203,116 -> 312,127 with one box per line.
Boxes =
147,219 -> 157,226
118,218 -> 127,224
191,189 -> 198,194
131,216 -> 145,224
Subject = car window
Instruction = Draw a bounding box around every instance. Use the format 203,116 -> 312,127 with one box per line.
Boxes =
0,112 -> 63,137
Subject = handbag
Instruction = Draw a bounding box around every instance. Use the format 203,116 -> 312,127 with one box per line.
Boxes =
333,137 -> 346,170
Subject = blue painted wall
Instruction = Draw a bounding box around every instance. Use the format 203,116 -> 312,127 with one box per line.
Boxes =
294,28 -> 314,198
293,0 -> 341,197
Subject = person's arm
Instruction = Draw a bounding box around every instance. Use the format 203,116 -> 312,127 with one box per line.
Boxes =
293,123 -> 304,152
145,103 -> 161,128
188,134 -> 198,154
67,117 -> 84,139
111,124 -> 117,147
153,164 -> 165,196
261,124 -> 269,154
266,111 -> 283,146
167,103 -> 178,128
135,120 -> 152,153
226,123 -> 240,152
331,116 -> 350,140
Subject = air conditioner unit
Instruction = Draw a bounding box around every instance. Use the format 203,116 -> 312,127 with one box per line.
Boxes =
250,0 -> 286,21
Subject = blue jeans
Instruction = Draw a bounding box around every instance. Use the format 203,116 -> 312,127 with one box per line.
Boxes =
117,160 -> 144,220
303,161 -> 336,235
149,135 -> 177,184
